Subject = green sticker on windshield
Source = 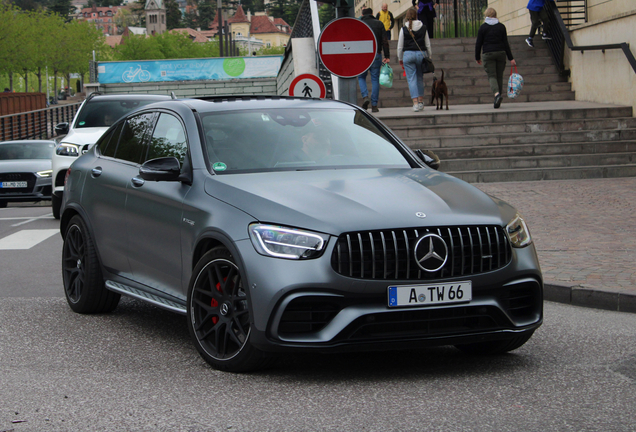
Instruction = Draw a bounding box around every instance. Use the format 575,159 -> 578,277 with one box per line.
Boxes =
213,162 -> 227,171
79,121 -> 85,126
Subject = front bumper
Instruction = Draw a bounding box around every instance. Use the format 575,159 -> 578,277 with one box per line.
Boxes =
233,238 -> 543,353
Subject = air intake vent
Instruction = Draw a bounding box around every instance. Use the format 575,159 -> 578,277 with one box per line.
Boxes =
331,226 -> 511,280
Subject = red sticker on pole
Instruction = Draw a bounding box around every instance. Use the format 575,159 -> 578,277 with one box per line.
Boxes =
318,17 -> 378,78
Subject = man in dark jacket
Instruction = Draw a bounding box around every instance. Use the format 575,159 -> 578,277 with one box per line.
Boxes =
358,7 -> 391,113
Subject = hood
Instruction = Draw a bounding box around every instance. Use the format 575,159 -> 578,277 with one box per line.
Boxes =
60,127 -> 110,146
485,17 -> 499,25
0,159 -> 51,173
205,168 -> 512,235
409,21 -> 424,31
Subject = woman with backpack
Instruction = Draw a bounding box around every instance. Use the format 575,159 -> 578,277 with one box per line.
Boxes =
398,7 -> 432,112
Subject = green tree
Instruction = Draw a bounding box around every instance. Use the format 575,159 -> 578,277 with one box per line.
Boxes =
128,0 -> 146,27
183,9 -> 198,29
114,8 -> 138,32
318,3 -> 334,28
0,4 -> 29,90
165,0 -> 182,29
114,34 -> 166,60
49,0 -> 74,21
197,0 -> 214,30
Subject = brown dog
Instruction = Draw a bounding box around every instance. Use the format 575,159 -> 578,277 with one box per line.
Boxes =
430,69 -> 449,110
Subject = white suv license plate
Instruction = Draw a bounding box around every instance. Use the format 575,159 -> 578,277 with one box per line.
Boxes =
1,181 -> 27,188
388,281 -> 472,308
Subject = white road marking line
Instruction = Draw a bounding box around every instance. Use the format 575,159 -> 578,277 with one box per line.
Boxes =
0,214 -> 54,221
0,229 -> 59,250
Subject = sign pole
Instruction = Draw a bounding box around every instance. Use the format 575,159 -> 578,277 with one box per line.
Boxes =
336,2 -> 357,104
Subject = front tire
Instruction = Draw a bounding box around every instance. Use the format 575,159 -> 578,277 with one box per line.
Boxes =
62,215 -> 120,313
187,247 -> 269,372
455,331 -> 535,355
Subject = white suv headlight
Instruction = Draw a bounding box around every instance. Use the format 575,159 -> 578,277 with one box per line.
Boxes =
506,214 -> 532,248
36,169 -> 53,178
249,224 -> 329,260
56,143 -> 80,156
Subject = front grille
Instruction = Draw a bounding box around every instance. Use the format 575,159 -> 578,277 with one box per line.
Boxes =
331,226 -> 511,280
0,172 -> 36,195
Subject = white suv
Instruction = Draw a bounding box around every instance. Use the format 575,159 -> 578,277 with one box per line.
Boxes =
52,93 -> 170,218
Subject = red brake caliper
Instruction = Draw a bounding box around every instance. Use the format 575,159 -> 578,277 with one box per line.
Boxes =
210,278 -> 225,324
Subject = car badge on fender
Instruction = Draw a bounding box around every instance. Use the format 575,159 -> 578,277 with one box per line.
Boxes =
414,233 -> 448,272
416,212 -> 426,218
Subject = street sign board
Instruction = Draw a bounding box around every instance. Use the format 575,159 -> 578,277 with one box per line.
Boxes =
289,73 -> 327,98
318,17 -> 377,78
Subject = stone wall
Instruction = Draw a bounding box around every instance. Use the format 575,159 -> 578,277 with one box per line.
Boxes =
96,77 -> 278,97
276,48 -> 295,96
566,11 -> 636,114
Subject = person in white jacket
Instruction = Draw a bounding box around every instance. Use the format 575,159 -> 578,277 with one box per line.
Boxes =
397,7 -> 432,112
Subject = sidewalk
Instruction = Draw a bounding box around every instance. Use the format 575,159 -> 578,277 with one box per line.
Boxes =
476,177 -> 636,314
374,103 -> 636,313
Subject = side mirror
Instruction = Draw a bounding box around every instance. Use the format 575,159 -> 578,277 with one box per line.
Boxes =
415,149 -> 440,171
55,122 -> 69,136
139,157 -> 181,182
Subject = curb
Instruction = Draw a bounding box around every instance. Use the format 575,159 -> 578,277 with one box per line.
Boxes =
544,283 -> 636,314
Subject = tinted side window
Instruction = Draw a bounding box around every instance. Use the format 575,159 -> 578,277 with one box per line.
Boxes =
146,113 -> 188,165
98,122 -> 123,158
115,113 -> 154,163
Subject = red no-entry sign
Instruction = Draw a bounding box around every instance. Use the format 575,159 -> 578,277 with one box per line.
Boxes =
318,17 -> 378,78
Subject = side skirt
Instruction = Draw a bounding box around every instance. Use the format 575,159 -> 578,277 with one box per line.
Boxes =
105,280 -> 187,315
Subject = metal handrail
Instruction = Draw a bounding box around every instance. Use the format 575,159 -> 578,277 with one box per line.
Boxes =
544,1 -> 636,76
0,102 -> 81,141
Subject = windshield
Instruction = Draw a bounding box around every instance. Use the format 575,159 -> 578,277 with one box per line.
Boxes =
74,99 -> 161,129
0,142 -> 55,160
200,108 -> 411,173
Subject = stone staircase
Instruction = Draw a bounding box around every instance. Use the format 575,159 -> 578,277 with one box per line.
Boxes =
359,35 -> 574,108
361,35 -> 636,182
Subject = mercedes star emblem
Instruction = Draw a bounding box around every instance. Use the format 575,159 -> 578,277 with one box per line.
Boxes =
414,233 -> 448,272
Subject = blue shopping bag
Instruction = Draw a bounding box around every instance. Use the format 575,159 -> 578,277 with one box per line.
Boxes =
507,65 -> 524,98
380,63 -> 393,88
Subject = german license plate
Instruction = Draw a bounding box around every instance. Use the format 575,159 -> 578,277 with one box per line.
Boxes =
1,181 -> 27,188
388,281 -> 472,308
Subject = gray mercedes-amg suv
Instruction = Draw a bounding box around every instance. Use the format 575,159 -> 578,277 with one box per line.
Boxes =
60,96 -> 543,372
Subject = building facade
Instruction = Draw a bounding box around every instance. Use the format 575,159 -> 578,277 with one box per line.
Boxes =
145,0 -> 167,36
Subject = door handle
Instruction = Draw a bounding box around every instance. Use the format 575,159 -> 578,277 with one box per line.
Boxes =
91,167 -> 102,177
131,177 -> 145,187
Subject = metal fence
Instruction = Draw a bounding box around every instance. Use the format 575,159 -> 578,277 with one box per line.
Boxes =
0,103 -> 81,142
435,0 -> 489,38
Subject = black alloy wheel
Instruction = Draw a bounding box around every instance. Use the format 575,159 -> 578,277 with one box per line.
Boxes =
62,215 -> 120,313
187,248 -> 269,372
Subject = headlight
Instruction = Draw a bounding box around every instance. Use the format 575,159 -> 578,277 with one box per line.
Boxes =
249,224 -> 329,260
36,169 -> 52,178
506,214 -> 532,248
56,143 -> 80,156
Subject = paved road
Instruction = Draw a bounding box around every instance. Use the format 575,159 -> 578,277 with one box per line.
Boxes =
1,179 -> 636,430
1,298 -> 636,431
